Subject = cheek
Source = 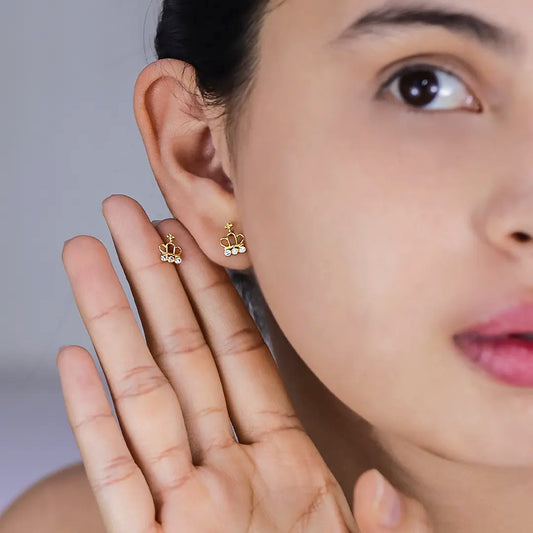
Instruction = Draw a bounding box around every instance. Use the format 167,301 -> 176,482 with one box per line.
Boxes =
233,83 -> 476,446
238,133 -> 447,406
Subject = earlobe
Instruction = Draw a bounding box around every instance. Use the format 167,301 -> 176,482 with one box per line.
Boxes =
132,58 -> 251,270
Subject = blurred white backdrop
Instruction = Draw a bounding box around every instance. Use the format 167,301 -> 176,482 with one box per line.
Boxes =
0,0 -> 173,512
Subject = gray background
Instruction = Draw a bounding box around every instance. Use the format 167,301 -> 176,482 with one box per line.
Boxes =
1,0 -> 173,513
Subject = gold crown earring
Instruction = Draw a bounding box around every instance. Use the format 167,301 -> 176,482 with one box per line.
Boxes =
220,222 -> 247,257
159,233 -> 183,264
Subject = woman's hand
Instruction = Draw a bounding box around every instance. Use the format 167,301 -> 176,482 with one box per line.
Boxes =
58,194 -> 359,532
57,193 -> 434,532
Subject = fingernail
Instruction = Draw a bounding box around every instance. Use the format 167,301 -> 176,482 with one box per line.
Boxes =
151,219 -> 163,226
373,469 -> 402,528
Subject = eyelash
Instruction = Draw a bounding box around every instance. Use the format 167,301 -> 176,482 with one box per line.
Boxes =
376,62 -> 483,114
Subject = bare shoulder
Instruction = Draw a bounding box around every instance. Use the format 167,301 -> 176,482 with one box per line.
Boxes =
0,462 -> 106,533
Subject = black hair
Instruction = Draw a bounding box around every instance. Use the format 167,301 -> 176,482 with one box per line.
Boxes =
152,0 -> 286,348
154,0 -> 285,160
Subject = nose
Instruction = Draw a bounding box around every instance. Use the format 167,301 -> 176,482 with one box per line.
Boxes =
479,182 -> 533,261
513,231 -> 532,243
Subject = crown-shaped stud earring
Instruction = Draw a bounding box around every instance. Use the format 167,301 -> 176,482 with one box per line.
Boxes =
220,222 -> 247,257
159,233 -> 183,264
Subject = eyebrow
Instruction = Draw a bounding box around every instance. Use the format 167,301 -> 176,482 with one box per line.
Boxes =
331,2 -> 524,56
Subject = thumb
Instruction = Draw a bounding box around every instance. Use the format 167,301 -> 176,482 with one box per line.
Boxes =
352,468 -> 434,532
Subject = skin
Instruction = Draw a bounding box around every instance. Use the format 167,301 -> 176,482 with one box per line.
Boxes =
32,0 -> 533,531
251,1 -> 533,531
130,0 -> 533,530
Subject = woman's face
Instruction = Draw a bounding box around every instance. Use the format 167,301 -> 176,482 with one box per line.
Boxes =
232,0 -> 533,467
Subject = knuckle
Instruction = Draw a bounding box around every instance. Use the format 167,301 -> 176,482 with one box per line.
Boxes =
290,478 -> 338,532
198,274 -> 231,297
152,325 -> 207,362
146,443 -> 188,465
73,411 -> 115,432
202,435 -> 237,457
155,465 -> 196,501
115,364 -> 171,401
146,445 -> 196,504
218,325 -> 265,358
86,302 -> 131,325
252,422 -> 307,444
92,454 -> 138,495
134,259 -> 165,276
183,405 -> 225,425
251,410 -> 306,441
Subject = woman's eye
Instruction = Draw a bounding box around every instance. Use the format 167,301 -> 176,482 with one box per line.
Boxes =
377,64 -> 482,113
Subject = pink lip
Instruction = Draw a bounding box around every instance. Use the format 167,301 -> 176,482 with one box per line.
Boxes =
453,335 -> 533,387
453,299 -> 533,387
455,300 -> 533,337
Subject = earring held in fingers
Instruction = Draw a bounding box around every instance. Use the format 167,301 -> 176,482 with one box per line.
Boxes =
159,233 -> 183,264
220,222 -> 247,257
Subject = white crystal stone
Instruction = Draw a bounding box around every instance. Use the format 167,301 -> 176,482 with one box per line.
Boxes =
232,248 -> 239,255
161,254 -> 167,261
239,246 -> 246,253
176,257 -> 182,264
224,250 -> 231,256
169,256 -> 175,263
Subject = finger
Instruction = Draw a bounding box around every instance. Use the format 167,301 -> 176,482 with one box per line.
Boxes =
154,216 -> 303,445
101,194 -> 235,465
56,345 -> 159,533
353,469 -> 434,532
62,236 -> 195,509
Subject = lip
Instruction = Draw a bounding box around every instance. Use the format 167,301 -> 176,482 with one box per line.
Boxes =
453,334 -> 533,387
454,300 -> 533,337
453,299 -> 533,387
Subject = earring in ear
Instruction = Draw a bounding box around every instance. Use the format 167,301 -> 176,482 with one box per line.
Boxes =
159,233 -> 183,264
220,222 -> 247,257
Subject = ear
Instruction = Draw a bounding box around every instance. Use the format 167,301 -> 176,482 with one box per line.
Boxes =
133,58 -> 251,270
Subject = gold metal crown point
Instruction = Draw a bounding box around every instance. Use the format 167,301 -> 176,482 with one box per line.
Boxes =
160,234 -> 182,264
220,222 -> 247,256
